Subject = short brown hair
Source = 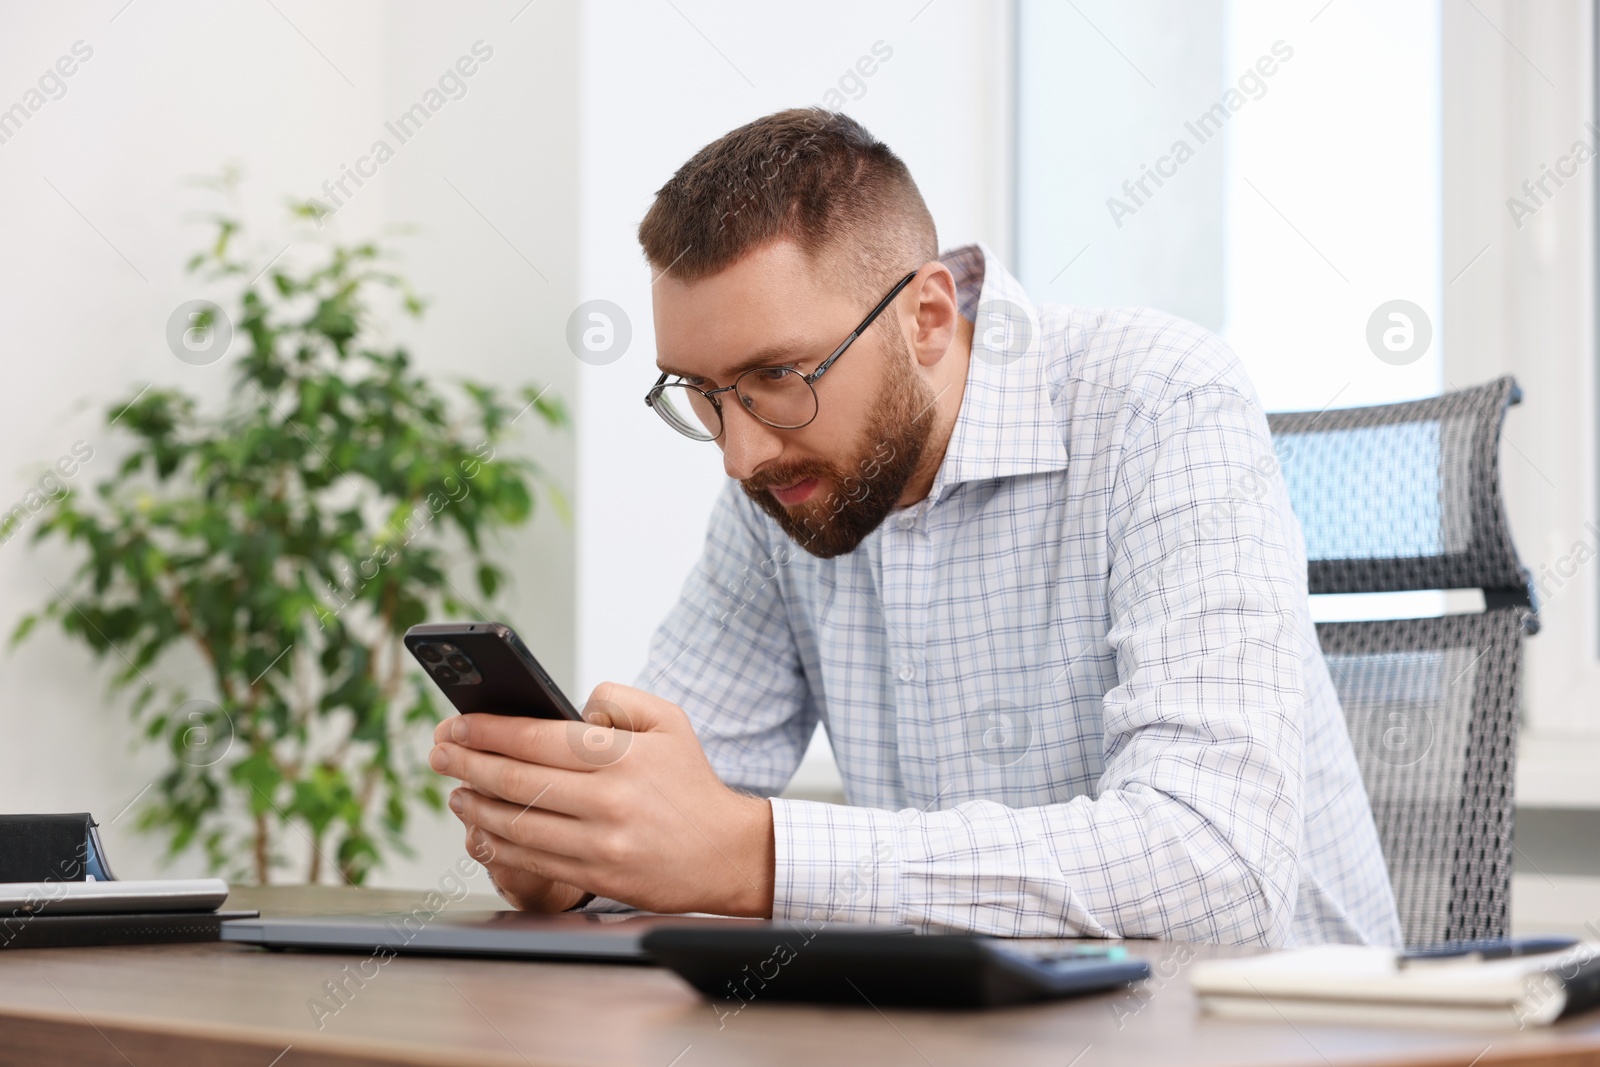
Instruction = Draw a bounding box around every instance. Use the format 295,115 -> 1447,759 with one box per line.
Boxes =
638,108 -> 937,295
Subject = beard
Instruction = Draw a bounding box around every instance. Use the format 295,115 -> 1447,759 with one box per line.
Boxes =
741,329 -> 938,559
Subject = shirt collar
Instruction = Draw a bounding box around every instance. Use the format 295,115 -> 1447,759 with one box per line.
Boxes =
925,243 -> 1070,505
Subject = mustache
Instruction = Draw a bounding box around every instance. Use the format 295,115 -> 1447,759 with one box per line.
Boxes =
742,461 -> 836,494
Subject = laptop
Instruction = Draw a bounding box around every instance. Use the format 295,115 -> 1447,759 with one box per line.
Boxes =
221,910 -> 905,963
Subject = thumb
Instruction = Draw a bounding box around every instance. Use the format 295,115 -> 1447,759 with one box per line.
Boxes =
583,681 -> 688,734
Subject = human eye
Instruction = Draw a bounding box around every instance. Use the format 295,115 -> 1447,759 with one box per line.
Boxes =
750,364 -> 798,383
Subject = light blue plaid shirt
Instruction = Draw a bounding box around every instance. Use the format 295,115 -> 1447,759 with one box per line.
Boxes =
637,244 -> 1402,948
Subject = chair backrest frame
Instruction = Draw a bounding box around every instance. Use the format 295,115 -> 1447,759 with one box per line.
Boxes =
1267,376 -> 1533,948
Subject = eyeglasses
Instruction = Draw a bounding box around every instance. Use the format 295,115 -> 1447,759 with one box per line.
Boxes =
644,270 -> 919,442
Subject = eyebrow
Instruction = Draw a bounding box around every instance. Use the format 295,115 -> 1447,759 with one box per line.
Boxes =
656,341 -> 816,382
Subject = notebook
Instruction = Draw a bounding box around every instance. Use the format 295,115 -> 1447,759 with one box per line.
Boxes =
1192,942 -> 1600,1029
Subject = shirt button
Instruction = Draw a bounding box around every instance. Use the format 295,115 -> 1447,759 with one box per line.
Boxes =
895,514 -> 915,531
897,663 -> 915,682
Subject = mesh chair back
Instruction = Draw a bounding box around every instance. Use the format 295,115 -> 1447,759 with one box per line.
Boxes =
1316,612 -> 1520,946
1267,377 -> 1531,948
1268,377 -> 1529,604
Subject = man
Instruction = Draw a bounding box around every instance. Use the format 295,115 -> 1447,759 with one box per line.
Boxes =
430,109 -> 1402,947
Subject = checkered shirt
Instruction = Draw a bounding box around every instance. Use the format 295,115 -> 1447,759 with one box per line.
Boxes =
635,244 -> 1403,948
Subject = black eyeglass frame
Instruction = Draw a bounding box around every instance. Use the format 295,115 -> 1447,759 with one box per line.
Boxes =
644,269 -> 920,441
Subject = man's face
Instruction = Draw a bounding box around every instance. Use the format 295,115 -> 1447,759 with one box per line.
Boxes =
652,239 -> 935,558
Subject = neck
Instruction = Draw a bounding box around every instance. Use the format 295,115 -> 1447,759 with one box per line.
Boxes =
896,314 -> 973,508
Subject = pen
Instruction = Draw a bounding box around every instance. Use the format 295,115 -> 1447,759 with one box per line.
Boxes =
1397,936 -> 1578,969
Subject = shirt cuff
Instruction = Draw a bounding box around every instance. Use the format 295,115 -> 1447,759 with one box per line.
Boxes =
769,797 -> 901,924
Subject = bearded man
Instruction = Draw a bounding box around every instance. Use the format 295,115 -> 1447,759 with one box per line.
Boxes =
429,109 -> 1402,947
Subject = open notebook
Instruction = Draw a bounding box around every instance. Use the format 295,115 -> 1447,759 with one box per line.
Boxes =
1192,943 -> 1600,1029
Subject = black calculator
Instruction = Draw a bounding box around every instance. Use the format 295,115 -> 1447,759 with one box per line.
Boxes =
640,926 -> 1151,1008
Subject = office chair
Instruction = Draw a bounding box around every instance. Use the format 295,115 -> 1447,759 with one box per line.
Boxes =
1267,376 -> 1536,948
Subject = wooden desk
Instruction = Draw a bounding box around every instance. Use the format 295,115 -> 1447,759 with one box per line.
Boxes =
1,885 -> 1598,1067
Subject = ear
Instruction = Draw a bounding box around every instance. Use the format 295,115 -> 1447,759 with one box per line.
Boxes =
905,261 -> 960,370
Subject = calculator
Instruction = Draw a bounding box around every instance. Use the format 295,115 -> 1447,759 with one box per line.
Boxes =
640,926 -> 1151,1008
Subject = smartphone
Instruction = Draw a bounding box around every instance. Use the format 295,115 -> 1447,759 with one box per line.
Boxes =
403,622 -> 582,721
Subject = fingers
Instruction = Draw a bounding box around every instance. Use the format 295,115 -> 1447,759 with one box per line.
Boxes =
431,746 -> 591,814
464,819 -> 501,868
432,716 -> 604,751
440,714 -> 627,773
432,686 -> 689,769
452,787 -> 592,860
465,824 -> 587,893
460,825 -> 585,912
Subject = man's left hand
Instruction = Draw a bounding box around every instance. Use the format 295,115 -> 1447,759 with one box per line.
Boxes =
429,682 -> 776,917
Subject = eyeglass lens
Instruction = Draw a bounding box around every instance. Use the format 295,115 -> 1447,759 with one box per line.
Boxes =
653,367 -> 820,440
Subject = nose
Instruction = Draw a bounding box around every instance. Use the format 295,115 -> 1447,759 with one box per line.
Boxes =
717,399 -> 783,482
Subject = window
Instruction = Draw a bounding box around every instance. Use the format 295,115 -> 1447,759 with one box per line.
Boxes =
1017,0 -> 1443,624
1015,0 -> 1600,800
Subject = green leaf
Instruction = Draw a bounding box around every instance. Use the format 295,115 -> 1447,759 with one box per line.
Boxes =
476,563 -> 500,599
543,482 -> 573,525
9,613 -> 37,647
393,595 -> 427,633
232,751 -> 283,816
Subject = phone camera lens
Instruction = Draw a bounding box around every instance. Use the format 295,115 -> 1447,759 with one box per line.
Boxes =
446,654 -> 472,673
417,644 -> 443,664
435,666 -> 459,684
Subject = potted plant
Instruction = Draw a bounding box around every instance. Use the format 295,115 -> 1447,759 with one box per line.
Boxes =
8,185 -> 568,885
